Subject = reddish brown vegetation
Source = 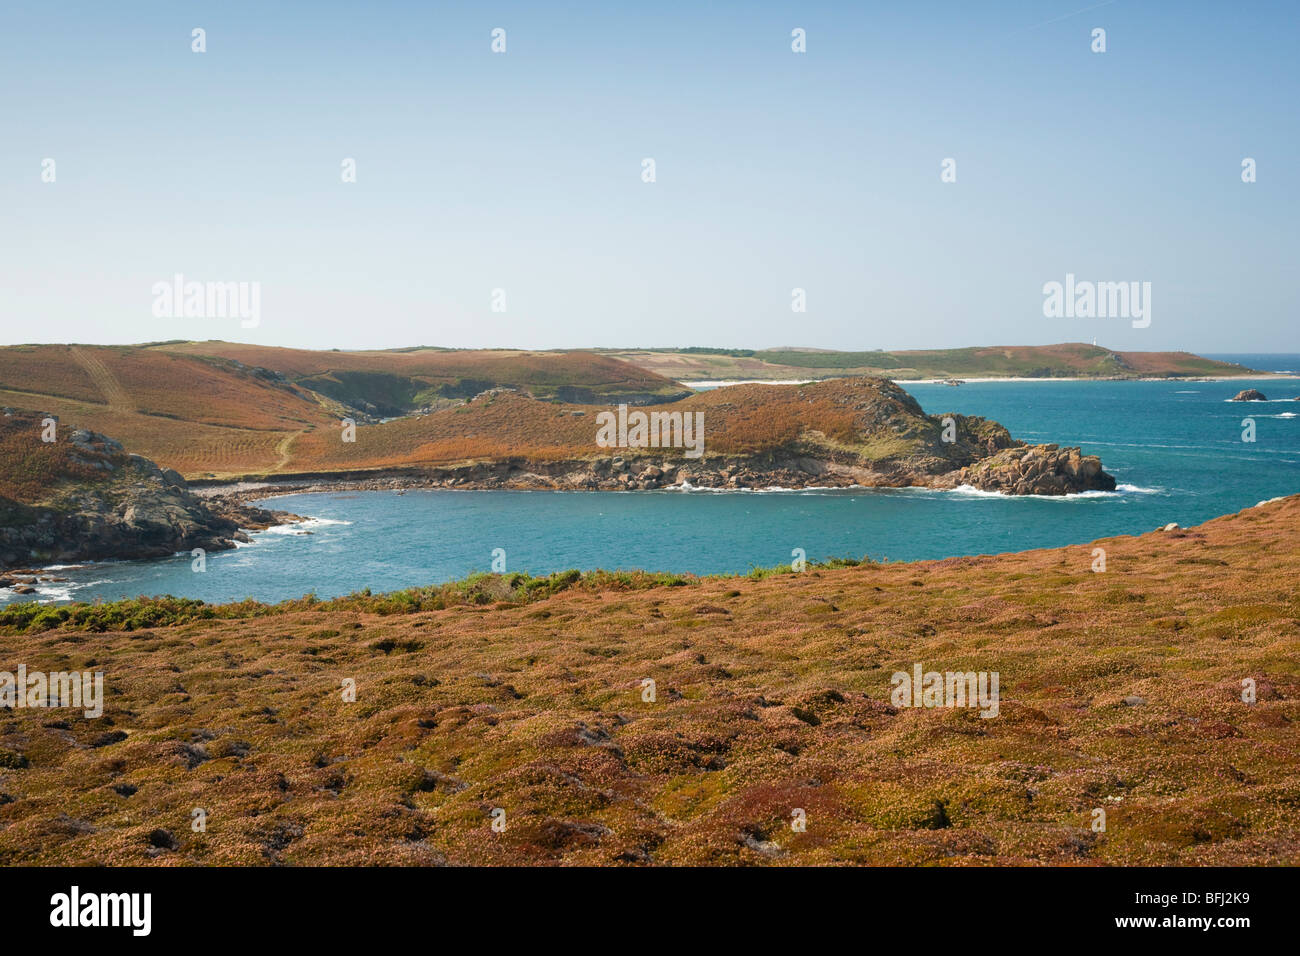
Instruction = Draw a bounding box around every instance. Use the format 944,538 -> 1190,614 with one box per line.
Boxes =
0,497 -> 1296,865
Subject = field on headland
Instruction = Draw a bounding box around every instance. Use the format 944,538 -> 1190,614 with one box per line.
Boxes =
0,496 -> 1296,865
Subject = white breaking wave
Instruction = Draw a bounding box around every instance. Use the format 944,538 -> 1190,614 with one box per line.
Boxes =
947,484 -> 1118,500
259,516 -> 352,536
945,482 -> 1161,500
666,481 -> 864,494
666,480 -> 1162,500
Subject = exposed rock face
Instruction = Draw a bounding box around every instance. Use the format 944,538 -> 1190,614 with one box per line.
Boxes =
1231,389 -> 1268,402
0,425 -> 293,569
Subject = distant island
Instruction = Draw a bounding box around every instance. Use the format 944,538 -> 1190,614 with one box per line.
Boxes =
598,342 -> 1266,383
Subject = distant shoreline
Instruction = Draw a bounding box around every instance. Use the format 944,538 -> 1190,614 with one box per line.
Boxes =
681,373 -> 1300,388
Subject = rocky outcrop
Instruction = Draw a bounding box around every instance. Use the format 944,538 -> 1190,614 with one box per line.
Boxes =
1231,389 -> 1268,401
0,426 -> 294,570
935,444 -> 1115,496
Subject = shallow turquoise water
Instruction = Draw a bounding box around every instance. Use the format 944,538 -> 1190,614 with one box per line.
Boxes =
8,378 -> 1298,605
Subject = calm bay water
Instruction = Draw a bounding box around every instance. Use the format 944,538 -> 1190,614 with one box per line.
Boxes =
8,377 -> 1298,606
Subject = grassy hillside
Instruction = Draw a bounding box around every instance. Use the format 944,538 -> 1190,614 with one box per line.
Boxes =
155,342 -> 691,414
601,343 -> 1263,381
0,343 -> 690,479
186,377 -> 1014,478
0,496 -> 1296,865
0,353 -> 1020,481
0,410 -> 114,506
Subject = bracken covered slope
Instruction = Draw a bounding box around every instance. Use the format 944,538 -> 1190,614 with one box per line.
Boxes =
154,342 -> 693,412
0,343 -> 691,477
0,495 -> 1296,865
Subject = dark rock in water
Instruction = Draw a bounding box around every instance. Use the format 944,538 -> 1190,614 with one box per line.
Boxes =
1230,389 -> 1267,401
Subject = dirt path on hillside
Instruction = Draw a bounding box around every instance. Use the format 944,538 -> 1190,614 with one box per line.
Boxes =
70,346 -> 134,411
272,430 -> 303,471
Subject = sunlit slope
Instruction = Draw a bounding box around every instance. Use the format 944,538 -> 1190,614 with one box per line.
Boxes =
257,377 -> 1010,474
0,345 -> 341,476
155,342 -> 691,414
0,343 -> 691,478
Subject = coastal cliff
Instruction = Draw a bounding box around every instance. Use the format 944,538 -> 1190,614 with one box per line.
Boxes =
0,413 -> 291,570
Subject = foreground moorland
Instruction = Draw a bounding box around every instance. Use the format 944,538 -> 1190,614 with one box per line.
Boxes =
603,343 -> 1263,383
0,495 -> 1296,865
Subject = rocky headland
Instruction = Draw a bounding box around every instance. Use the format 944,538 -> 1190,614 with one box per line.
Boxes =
197,378 -> 1115,498
0,415 -> 295,571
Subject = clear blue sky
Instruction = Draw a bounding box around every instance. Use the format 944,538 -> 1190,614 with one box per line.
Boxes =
2,1 -> 1296,352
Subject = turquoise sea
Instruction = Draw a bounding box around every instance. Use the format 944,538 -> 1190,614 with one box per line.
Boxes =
6,376 -> 1298,606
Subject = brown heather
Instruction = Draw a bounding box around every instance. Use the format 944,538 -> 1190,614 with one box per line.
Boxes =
0,496 -> 1297,865
0,343 -> 690,478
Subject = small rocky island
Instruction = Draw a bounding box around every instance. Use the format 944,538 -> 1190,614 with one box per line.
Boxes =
1231,389 -> 1268,401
